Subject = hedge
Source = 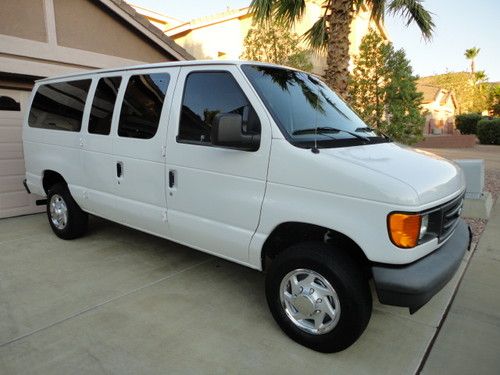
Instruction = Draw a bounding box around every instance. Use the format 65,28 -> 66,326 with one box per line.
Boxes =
455,113 -> 482,135
477,118 -> 500,145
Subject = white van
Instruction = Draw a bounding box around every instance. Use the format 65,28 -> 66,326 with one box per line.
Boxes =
23,61 -> 470,352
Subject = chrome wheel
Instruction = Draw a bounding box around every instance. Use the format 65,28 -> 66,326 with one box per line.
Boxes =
280,268 -> 341,335
49,194 -> 68,230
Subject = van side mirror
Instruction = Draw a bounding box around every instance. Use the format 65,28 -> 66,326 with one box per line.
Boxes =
211,113 -> 260,151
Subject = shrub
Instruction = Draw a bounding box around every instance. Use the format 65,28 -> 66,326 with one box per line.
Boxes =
455,113 -> 482,134
477,118 -> 500,145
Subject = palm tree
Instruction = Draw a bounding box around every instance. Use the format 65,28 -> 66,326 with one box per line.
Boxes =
250,0 -> 434,98
474,70 -> 487,83
464,47 -> 480,74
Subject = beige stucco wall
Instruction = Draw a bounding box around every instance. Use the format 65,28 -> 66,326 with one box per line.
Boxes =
0,0 -> 47,42
173,14 -> 252,60
170,3 -> 386,76
54,0 -> 169,62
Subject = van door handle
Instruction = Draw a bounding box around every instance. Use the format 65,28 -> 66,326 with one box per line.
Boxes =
116,162 -> 123,178
169,170 -> 175,188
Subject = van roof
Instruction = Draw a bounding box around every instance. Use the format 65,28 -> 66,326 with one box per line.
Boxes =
36,60 -> 299,83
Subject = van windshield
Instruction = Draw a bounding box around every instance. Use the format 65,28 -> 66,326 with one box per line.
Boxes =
241,64 -> 390,148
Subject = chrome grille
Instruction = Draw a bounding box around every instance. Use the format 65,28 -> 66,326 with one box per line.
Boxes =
439,193 -> 464,242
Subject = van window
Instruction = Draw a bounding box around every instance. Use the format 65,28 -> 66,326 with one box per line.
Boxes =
118,73 -> 169,139
88,77 -> 122,135
28,80 -> 91,131
178,71 -> 260,145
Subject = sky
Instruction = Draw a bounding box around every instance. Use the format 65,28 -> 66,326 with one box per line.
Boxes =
132,0 -> 500,81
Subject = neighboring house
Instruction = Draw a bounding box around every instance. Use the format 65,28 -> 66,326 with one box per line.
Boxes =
134,1 -> 388,77
417,83 -> 458,135
132,4 -> 183,31
0,0 -> 192,219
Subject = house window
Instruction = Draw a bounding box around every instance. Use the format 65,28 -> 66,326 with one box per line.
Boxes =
0,96 -> 20,111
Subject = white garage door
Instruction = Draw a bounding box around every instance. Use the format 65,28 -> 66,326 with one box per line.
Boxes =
0,88 -> 44,218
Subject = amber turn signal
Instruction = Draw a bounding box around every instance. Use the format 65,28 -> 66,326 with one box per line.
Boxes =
388,213 -> 422,248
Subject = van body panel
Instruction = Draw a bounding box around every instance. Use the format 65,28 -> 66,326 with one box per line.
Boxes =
78,77 -> 117,219
109,67 -> 180,236
164,65 -> 272,263
318,143 -> 465,205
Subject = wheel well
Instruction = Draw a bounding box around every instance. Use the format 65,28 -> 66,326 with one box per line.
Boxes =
261,222 -> 370,275
42,170 -> 66,193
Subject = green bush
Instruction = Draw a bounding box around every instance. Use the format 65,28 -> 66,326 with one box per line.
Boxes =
455,113 -> 482,134
477,118 -> 500,145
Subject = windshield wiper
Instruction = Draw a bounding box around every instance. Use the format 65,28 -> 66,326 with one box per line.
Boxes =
355,126 -> 392,141
292,126 -> 370,143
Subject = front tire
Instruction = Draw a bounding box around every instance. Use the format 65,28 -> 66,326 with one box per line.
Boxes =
46,183 -> 88,240
265,242 -> 372,353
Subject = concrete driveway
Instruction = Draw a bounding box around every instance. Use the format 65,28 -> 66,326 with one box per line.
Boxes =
0,213 -> 469,374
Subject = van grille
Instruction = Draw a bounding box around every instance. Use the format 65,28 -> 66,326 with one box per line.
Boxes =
438,193 -> 464,242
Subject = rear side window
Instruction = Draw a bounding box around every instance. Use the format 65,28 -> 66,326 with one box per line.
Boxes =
178,71 -> 260,144
88,76 -> 122,135
28,80 -> 91,131
118,73 -> 170,139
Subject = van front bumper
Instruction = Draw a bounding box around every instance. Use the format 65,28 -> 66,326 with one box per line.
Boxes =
372,218 -> 471,313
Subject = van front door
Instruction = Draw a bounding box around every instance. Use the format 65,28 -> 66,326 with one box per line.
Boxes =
112,68 -> 179,236
165,66 -> 271,265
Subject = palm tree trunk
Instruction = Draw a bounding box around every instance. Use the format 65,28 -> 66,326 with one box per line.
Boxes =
471,59 -> 475,74
324,0 -> 354,98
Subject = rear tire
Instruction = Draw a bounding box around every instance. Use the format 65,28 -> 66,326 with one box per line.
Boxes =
265,242 -> 372,353
46,183 -> 88,240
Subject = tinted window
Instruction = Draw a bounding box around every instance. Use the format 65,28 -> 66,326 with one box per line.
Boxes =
28,80 -> 91,131
178,71 -> 260,144
118,73 -> 169,139
88,76 -> 121,135
242,65 -> 388,148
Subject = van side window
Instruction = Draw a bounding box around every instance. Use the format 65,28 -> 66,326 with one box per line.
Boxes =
88,77 -> 121,135
28,80 -> 91,132
118,73 -> 169,139
178,71 -> 261,145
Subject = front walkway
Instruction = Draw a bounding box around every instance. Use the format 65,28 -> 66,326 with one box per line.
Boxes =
422,198 -> 500,374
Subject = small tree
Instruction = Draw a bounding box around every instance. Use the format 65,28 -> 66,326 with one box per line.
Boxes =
349,30 -> 424,144
241,22 -> 313,72
384,49 -> 426,144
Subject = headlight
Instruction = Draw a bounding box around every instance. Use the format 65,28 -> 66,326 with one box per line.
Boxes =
388,213 -> 428,248
419,214 -> 429,240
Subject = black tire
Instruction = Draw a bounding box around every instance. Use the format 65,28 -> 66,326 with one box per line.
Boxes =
46,183 -> 88,240
265,242 -> 372,353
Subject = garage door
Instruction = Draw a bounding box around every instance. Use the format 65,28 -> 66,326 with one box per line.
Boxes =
0,88 -> 44,218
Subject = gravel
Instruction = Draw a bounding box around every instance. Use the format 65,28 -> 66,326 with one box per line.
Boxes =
463,169 -> 500,251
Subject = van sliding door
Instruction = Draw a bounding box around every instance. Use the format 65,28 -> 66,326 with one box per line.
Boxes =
111,67 -> 180,237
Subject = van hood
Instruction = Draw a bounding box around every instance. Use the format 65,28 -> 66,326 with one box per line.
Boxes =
320,142 -> 465,205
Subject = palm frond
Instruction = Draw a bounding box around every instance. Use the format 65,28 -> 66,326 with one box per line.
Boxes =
388,0 -> 435,39
274,0 -> 307,27
365,0 -> 386,21
303,16 -> 329,51
464,47 -> 480,59
250,0 -> 275,23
